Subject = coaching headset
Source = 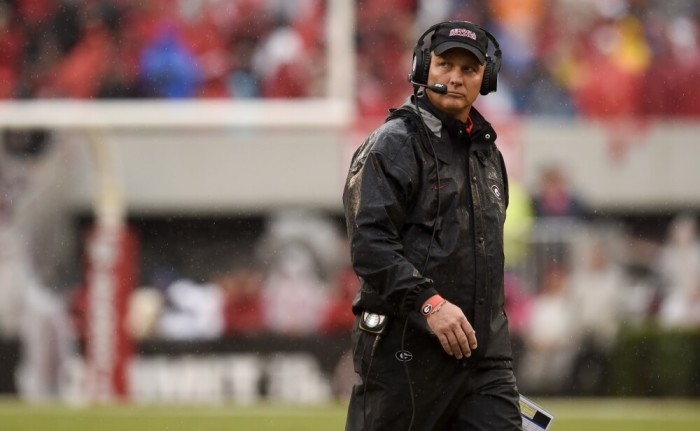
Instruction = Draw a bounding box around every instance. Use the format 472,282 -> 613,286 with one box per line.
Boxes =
408,21 -> 502,96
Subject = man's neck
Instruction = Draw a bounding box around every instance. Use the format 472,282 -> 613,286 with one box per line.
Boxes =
419,93 -> 472,134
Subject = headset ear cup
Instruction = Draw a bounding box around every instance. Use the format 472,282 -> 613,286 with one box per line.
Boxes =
410,49 -> 419,83
489,59 -> 499,93
420,49 -> 431,85
480,59 -> 494,95
412,48 -> 431,85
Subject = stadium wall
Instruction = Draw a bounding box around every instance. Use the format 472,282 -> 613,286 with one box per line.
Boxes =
57,118 -> 700,215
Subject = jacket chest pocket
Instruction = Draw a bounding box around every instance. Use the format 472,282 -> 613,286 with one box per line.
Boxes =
404,178 -> 456,236
473,153 -> 507,224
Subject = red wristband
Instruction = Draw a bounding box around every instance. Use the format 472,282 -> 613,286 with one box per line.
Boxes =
421,294 -> 446,316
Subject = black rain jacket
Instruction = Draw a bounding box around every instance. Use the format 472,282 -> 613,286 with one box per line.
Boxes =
343,94 -> 513,364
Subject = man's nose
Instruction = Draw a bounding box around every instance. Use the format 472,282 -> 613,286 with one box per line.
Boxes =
448,71 -> 464,84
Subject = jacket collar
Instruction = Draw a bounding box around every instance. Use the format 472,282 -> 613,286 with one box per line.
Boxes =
398,94 -> 443,137
390,95 -> 448,164
397,93 -> 497,163
418,93 -> 467,138
400,94 -> 496,141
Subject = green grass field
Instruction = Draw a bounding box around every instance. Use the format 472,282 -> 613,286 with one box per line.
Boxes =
1,398 -> 699,431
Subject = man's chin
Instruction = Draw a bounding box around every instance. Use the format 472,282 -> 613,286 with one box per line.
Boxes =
440,103 -> 469,119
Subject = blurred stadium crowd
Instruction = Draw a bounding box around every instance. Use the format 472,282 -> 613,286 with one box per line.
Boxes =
0,0 -> 327,99
1,0 -> 699,116
1,0 -> 700,402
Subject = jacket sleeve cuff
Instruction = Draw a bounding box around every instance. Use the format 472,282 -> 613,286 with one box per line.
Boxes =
414,287 -> 439,314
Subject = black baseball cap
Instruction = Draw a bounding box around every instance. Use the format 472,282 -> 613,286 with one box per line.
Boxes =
430,21 -> 488,64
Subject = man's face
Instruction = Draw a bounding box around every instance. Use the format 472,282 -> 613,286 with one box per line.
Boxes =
426,48 -> 484,122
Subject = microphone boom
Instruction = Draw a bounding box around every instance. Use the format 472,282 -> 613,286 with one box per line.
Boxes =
409,78 -> 448,95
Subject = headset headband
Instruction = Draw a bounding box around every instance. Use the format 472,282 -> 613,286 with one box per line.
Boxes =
415,21 -> 501,61
410,20 -> 502,95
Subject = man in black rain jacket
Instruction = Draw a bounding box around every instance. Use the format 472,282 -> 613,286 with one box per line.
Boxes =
343,20 -> 523,431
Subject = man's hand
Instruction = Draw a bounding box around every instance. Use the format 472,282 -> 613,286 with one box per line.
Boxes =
425,301 -> 478,359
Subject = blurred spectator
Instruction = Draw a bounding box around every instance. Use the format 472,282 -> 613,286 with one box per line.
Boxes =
567,232 -> 627,394
503,272 -> 533,370
260,240 -> 330,335
139,22 -> 202,98
227,38 -> 260,98
518,262 -> 579,395
570,12 -> 651,119
156,277 -> 225,340
639,16 -> 700,117
617,229 -> 666,324
527,164 -> 588,287
321,238 -> 359,335
570,233 -> 626,351
254,23 -> 309,98
0,139 -> 77,403
531,164 -> 588,219
321,265 -> 359,335
125,286 -> 163,340
504,272 -> 533,339
255,210 -> 342,336
51,18 -> 111,98
656,213 -> 700,328
503,180 -> 535,272
221,268 -> 265,336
